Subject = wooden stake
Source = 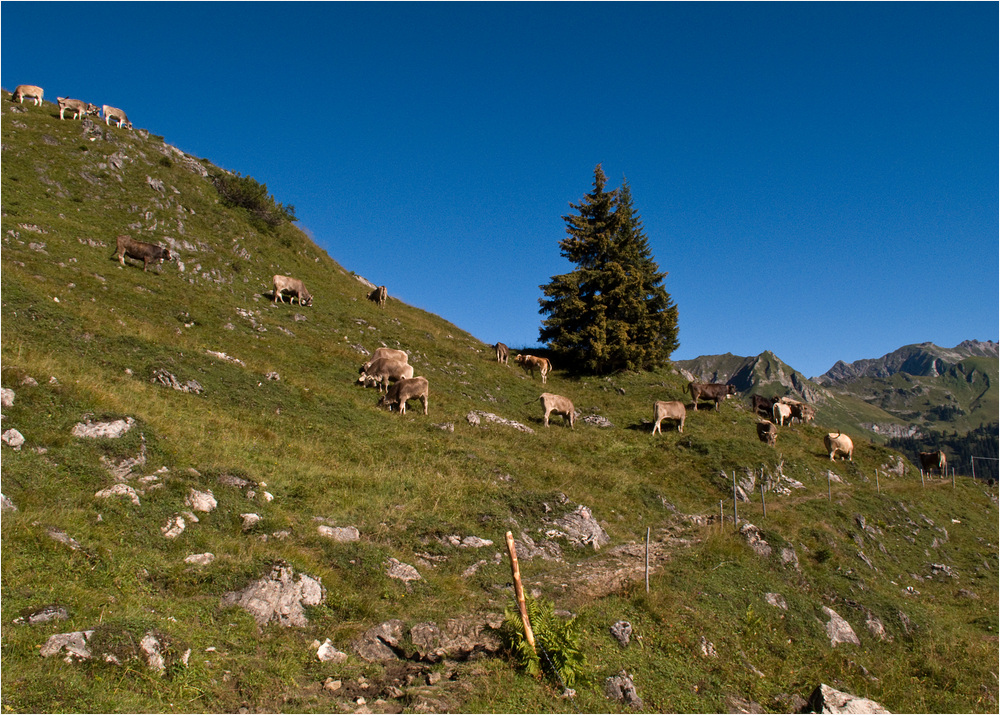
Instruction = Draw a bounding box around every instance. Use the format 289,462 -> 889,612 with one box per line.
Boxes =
760,481 -> 766,520
645,527 -> 650,593
732,472 -> 738,527
876,470 -> 880,495
505,531 -> 535,652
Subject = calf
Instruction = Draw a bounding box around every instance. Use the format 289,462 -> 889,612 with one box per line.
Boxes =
112,235 -> 172,271
772,402 -> 792,427
362,348 -> 408,373
751,394 -> 778,418
652,400 -> 685,434
13,85 -> 43,106
379,376 -> 429,415
102,104 -> 132,129
358,357 -> 413,393
272,275 -> 312,306
57,97 -> 99,120
824,432 -> 854,462
367,285 -> 387,308
918,450 -> 947,477
688,382 -> 737,411
789,402 -> 816,424
539,393 -> 574,428
495,342 -> 509,365
757,421 -> 777,446
516,354 -> 552,384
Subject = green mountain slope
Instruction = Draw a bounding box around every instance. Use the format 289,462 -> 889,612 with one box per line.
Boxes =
2,91 -> 997,714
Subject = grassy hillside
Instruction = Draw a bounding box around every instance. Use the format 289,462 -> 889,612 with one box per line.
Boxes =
2,92 -> 997,713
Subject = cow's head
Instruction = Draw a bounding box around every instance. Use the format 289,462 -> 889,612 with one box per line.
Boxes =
726,384 -> 738,396
300,294 -> 312,307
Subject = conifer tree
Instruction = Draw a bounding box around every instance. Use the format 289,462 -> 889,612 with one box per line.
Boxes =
538,166 -> 679,373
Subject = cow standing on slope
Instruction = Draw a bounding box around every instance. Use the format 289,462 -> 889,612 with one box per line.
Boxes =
272,275 -> 312,306
688,382 -> 737,411
112,235 -> 172,271
516,354 -> 552,384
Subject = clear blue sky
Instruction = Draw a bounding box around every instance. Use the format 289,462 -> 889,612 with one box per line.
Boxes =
3,2 -> 996,378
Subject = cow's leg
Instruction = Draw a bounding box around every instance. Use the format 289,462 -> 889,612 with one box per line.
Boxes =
678,417 -> 684,433
422,395 -> 428,415
652,419 -> 660,435
544,409 -> 550,427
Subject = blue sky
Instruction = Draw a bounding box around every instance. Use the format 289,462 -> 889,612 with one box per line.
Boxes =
3,2 -> 996,378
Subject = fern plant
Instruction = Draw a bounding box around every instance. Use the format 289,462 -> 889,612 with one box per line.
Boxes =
499,597 -> 587,688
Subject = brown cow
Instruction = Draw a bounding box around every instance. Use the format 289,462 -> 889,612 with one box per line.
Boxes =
112,235 -> 172,271
379,376 -> 429,415
539,393 -> 574,428
362,348 -> 408,373
652,400 -> 686,434
757,421 -> 777,446
689,382 -> 737,411
824,432 -> 854,462
495,342 -> 509,365
102,104 -> 132,129
516,354 -> 552,384
918,450 -> 947,477
57,97 -> 99,120
13,85 -> 43,106
272,275 -> 312,306
751,394 -> 778,418
787,401 -> 816,424
358,357 -> 413,393
368,285 -> 387,308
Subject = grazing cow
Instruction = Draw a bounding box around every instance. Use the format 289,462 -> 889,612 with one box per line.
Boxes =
112,235 -> 172,271
652,400 -> 686,434
102,104 -> 132,129
757,421 -> 777,446
362,348 -> 408,373
358,357 -> 413,393
688,382 -> 737,411
379,376 -> 429,415
272,275 -> 312,306
367,285 -> 387,308
772,402 -> 792,427
918,450 -> 947,477
13,85 -> 43,106
824,432 -> 854,462
751,394 -> 778,418
789,402 -> 816,424
539,393 -> 574,428
57,97 -> 99,120
495,342 -> 509,365
515,354 -> 552,384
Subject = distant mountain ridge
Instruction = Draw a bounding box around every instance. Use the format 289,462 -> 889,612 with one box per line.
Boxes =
815,340 -> 999,384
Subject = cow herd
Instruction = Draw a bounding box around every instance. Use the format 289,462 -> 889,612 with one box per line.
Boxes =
12,84 -> 133,129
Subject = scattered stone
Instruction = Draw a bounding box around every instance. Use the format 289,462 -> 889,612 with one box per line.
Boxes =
47,528 -> 83,550
957,589 -> 979,599
21,376 -> 38,387
552,505 -> 610,550
151,369 -> 204,394
699,636 -> 718,658
610,620 -> 632,647
12,605 -> 69,625
806,683 -> 890,714
433,422 -> 455,432
185,488 -> 217,513
928,563 -> 956,579
353,620 -> 405,662
460,536 -> 493,548
408,614 -> 502,662
161,515 -> 186,539
317,525 -> 360,543
765,592 -> 788,610
141,633 -> 166,674
581,414 -> 614,428
206,350 -> 245,366
95,484 -> 141,506
865,613 -> 890,641
220,561 -> 326,627
1,493 -> 17,511
316,639 -> 348,663
780,547 -> 800,570
605,669 -> 643,709
387,558 -> 422,583
466,410 -> 535,434
184,553 -> 215,566
71,417 -> 135,439
739,522 -> 772,558
41,630 -> 94,660
823,607 -> 860,647
324,678 -> 342,692
725,694 -> 766,713
2,428 -> 25,450
240,513 -> 261,531
0,387 -> 13,408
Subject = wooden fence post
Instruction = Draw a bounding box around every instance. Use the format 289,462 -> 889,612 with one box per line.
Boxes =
505,531 -> 535,653
732,472 -> 739,527
760,481 -> 766,520
645,527 -> 650,593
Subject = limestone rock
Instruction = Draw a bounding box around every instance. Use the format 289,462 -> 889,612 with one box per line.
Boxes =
71,417 -> 135,439
387,558 -> 422,583
1,493 -> 17,511
807,683 -> 890,713
353,620 -> 405,662
317,638 -> 349,663
739,522 -> 772,558
1,387 -> 14,408
220,561 -> 326,627
765,593 -> 788,610
184,553 -> 215,566
240,513 -> 261,531
95,484 -> 141,506
161,515 -> 186,539
553,505 -> 610,550
823,607 -> 860,647
185,488 -> 217,513
41,630 -> 94,660
12,605 -> 69,625
610,620 -> 632,647
2,428 -> 25,450
605,669 -> 643,709
317,525 -> 360,543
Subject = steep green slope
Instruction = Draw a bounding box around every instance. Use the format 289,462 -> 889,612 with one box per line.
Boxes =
2,92 -> 997,714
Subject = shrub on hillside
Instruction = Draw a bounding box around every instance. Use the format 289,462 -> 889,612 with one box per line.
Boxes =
211,171 -> 296,230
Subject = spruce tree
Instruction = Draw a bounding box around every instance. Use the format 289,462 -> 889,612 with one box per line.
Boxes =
538,167 -> 679,373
